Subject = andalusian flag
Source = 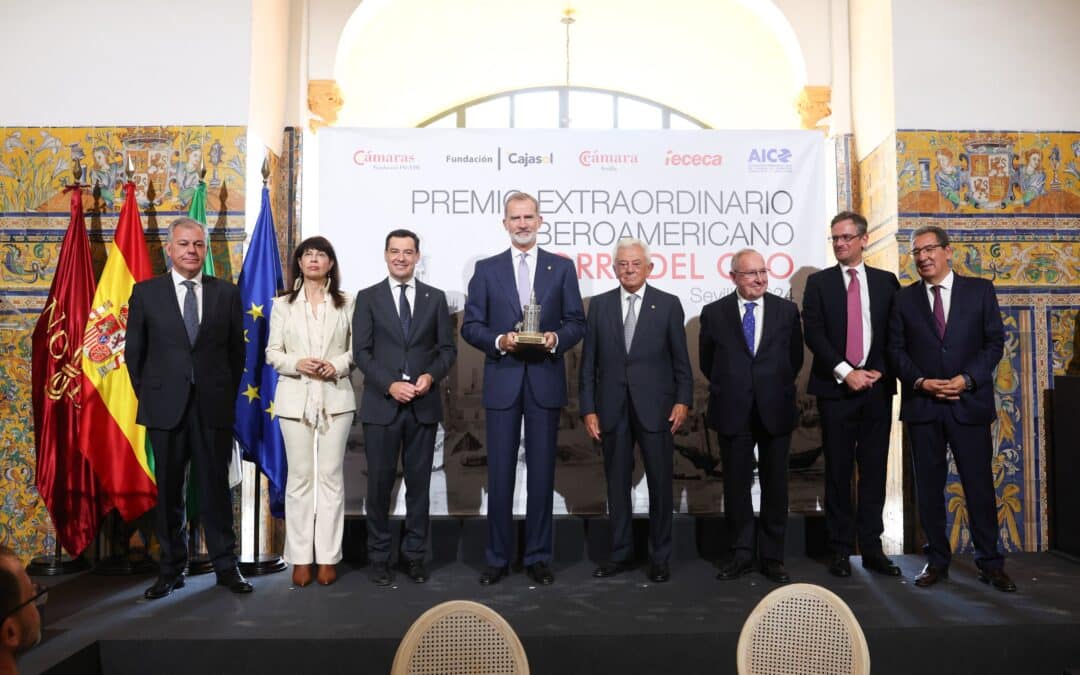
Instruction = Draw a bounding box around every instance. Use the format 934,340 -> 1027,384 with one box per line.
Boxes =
188,180 -> 216,276
78,181 -> 156,522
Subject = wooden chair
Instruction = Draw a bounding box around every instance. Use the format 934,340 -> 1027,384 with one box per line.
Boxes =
391,599 -> 529,674
736,583 -> 870,675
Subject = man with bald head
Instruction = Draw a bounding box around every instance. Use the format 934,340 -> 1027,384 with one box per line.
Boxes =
699,249 -> 804,583
0,546 -> 43,673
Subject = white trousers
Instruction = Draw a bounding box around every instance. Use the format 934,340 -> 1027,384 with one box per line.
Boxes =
279,413 -> 353,564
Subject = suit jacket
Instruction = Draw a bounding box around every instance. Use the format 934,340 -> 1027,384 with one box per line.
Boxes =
887,273 -> 1004,425
579,285 -> 693,433
265,292 -> 357,419
699,292 -> 804,436
126,273 -> 244,430
803,264 -> 899,398
353,279 -> 457,425
461,247 -> 586,410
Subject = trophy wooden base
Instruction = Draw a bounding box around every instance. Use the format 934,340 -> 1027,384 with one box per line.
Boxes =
515,332 -> 547,345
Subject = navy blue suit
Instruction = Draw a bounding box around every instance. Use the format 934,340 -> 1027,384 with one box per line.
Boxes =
579,285 -> 693,564
699,292 -> 803,563
461,248 -> 585,567
803,264 -> 899,556
888,273 -> 1005,571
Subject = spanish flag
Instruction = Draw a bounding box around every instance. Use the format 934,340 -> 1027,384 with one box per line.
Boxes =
78,181 -> 157,521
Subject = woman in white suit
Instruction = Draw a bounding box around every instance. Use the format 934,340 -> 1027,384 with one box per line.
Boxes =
266,236 -> 355,587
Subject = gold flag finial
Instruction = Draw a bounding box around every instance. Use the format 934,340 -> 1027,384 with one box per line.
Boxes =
126,153 -> 135,180
261,156 -> 270,184
72,158 -> 83,182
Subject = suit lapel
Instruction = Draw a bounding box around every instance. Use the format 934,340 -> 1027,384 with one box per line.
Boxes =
497,249 -> 523,319
197,276 -> 217,348
917,280 -> 942,341
411,281 -> 433,346
607,289 -> 628,356
157,275 -> 190,343
722,293 -> 752,357
379,279 -> 407,343
317,294 -> 334,357
829,265 -> 848,336
533,249 -> 554,306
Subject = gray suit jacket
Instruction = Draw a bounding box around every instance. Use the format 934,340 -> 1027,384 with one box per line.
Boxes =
353,278 -> 457,425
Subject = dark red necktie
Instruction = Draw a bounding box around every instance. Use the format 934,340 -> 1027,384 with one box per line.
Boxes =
931,285 -> 946,339
845,269 -> 863,365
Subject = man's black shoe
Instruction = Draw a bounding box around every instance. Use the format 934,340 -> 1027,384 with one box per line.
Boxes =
829,554 -> 852,577
862,553 -> 902,577
525,562 -> 554,585
593,561 -> 634,578
646,562 -> 670,583
369,561 -> 393,586
478,565 -> 509,586
914,564 -> 948,588
761,560 -> 791,584
144,574 -> 184,600
716,558 -> 755,581
216,568 -> 253,594
400,559 -> 429,584
977,567 -> 1017,593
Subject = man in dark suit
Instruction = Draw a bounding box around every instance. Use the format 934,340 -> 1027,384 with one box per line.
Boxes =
700,248 -> 804,584
353,229 -> 457,586
888,225 -> 1015,592
461,192 -> 586,586
580,238 -> 692,583
803,211 -> 902,578
126,217 -> 251,599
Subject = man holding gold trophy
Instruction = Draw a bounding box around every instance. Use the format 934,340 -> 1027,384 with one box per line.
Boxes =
462,192 -> 586,586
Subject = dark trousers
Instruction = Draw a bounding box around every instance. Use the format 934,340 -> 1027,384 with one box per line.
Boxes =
485,378 -> 559,568
149,389 -> 237,578
716,405 -> 791,563
602,396 -> 673,564
819,387 -> 892,556
363,406 -> 436,563
908,414 -> 1003,570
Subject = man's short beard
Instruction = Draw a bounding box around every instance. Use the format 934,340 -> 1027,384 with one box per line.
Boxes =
511,232 -> 536,246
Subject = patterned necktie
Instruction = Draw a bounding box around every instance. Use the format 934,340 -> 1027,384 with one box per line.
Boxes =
624,294 -> 638,352
845,269 -> 864,365
517,252 -> 530,313
931,285 -> 946,339
742,301 -> 756,355
181,279 -> 199,345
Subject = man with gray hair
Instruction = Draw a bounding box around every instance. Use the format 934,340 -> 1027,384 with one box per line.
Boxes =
700,248 -> 804,584
580,238 -> 692,583
126,216 -> 252,599
0,546 -> 43,672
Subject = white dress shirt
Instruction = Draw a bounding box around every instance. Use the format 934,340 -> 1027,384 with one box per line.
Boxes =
735,292 -> 763,353
387,276 -> 416,314
620,282 -> 647,322
923,270 -> 954,321
170,268 -> 203,323
833,262 -> 873,381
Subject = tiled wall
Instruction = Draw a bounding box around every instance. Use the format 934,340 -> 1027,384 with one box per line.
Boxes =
0,125 -> 247,559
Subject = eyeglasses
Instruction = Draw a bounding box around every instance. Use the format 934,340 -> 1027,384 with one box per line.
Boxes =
910,244 -> 945,257
828,234 -> 863,244
732,269 -> 768,279
1,583 -> 47,622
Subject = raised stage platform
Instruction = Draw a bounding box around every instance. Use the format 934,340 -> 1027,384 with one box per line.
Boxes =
21,518 -> 1080,675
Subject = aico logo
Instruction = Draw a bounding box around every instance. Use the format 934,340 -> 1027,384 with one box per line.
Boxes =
747,148 -> 792,163
506,152 -> 554,167
664,150 -> 723,167
579,150 -> 639,168
353,149 -> 417,167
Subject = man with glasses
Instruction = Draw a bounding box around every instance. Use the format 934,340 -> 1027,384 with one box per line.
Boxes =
0,546 -> 44,672
803,211 -> 901,578
700,248 -> 804,584
580,238 -> 693,583
888,225 -> 1015,592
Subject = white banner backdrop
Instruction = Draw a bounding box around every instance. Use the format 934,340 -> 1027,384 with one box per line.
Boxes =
317,129 -> 826,516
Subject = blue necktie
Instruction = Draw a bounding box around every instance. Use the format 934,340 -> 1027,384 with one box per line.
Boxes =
742,301 -> 756,355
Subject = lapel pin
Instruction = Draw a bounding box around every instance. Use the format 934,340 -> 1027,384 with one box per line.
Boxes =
547,265 -> 552,270
424,292 -> 429,297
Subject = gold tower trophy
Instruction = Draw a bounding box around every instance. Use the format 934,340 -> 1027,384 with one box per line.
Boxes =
514,291 -> 546,345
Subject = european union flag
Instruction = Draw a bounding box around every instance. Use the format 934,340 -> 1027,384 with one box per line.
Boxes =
234,185 -> 287,517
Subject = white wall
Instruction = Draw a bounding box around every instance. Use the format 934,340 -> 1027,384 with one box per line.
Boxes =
892,0 -> 1080,130
849,0 -> 895,159
1,0 -> 252,126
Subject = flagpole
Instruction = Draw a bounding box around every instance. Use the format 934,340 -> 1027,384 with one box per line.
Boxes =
27,159 -> 95,577
239,157 -> 286,577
